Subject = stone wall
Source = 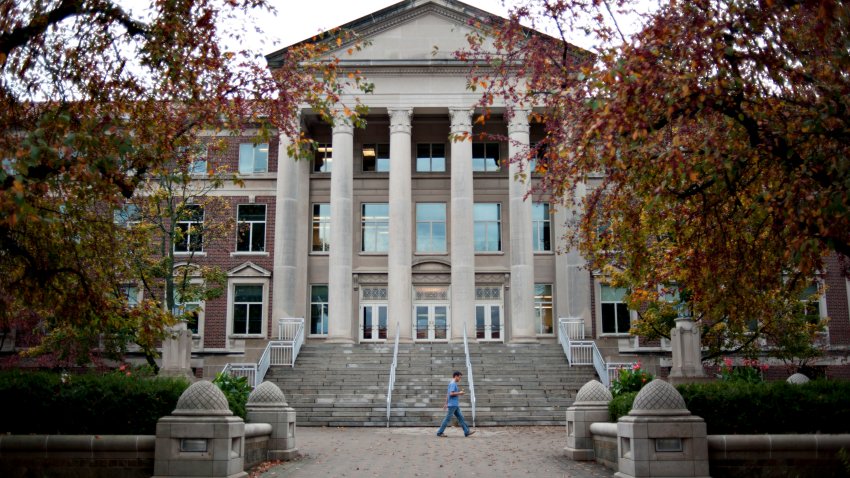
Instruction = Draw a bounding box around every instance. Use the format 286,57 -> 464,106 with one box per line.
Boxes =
244,423 -> 274,469
0,435 -> 154,478
588,422 -> 618,471
707,434 -> 850,478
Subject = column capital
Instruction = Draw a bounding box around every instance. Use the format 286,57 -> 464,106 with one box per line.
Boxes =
388,107 -> 413,134
449,107 -> 473,134
332,121 -> 354,136
507,108 -> 530,135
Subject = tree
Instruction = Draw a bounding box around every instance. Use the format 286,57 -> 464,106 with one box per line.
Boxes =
462,0 -> 847,360
0,0 -> 368,365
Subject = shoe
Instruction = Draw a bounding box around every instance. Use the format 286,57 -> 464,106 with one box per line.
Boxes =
437,433 -> 446,437
465,431 -> 476,437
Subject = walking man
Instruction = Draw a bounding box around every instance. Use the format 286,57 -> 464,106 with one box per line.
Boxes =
436,371 -> 475,437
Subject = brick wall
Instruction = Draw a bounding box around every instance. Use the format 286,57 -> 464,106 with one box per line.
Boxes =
824,254 -> 849,346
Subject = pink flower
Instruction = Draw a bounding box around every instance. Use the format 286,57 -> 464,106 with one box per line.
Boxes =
724,358 -> 733,368
118,364 -> 127,372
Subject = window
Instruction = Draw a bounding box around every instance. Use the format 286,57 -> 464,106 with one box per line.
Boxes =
473,203 -> 501,252
174,289 -> 202,335
472,143 -> 500,172
529,142 -> 548,174
313,143 -> 332,172
119,285 -> 140,307
236,204 -> 266,252
232,284 -> 263,335
532,203 -> 551,251
310,285 -> 329,335
114,204 -> 140,227
362,143 -> 390,172
416,203 -> 447,253
190,145 -> 208,175
416,143 -> 446,172
238,143 -> 269,174
601,285 -> 631,334
534,284 -> 554,334
174,205 -> 204,253
361,203 -> 389,252
800,283 -> 823,323
312,203 -> 330,252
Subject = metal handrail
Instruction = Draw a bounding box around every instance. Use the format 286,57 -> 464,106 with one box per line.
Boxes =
222,318 -> 306,388
462,320 -> 476,428
386,321 -> 400,427
557,317 -> 634,388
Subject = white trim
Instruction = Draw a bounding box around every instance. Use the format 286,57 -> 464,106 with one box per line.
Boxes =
225,277 -> 269,343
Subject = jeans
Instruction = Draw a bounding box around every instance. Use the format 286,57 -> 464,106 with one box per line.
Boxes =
437,406 -> 470,436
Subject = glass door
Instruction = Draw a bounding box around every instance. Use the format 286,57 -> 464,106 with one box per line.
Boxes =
414,305 -> 449,341
361,304 -> 387,341
475,304 -> 502,341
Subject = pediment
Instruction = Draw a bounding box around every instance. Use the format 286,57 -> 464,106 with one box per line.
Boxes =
267,0 -> 502,66
228,262 -> 271,278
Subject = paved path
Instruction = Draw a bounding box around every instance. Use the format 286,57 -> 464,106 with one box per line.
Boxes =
257,426 -> 614,478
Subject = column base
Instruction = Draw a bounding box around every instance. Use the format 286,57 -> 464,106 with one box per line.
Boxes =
564,447 -> 595,461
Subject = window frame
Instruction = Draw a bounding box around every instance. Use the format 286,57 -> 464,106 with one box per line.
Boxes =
238,142 -> 269,175
473,203 -> 502,252
415,202 -> 447,253
174,204 -> 204,253
362,143 -> 390,172
313,143 -> 332,173
361,202 -> 390,253
415,143 -> 447,173
310,284 -> 330,336
472,142 -> 501,172
227,280 -> 267,338
235,204 -> 267,253
311,203 -> 331,253
532,202 -> 552,252
534,283 -> 554,335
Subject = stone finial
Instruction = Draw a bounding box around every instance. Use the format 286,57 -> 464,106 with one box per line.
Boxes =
173,380 -> 232,416
787,373 -> 810,385
630,379 -> 689,416
574,380 -> 613,405
248,381 -> 289,407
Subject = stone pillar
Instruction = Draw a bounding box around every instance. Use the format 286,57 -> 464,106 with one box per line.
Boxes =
388,108 -> 414,343
272,121 -> 311,334
449,107 -> 475,342
555,183 -> 591,337
160,321 -> 193,380
507,109 -> 536,343
668,317 -> 707,383
565,380 -> 613,460
153,381 -> 247,478
326,119 -> 355,343
615,379 -> 709,478
246,382 -> 298,460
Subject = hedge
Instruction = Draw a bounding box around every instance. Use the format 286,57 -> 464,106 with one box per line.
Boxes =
0,370 -> 189,434
608,379 -> 850,435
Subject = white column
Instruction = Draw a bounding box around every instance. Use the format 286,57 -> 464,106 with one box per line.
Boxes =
555,182 -> 591,336
508,109 -> 537,343
326,120 -> 355,343
272,123 -> 310,337
388,108 -> 414,343
449,107 -> 475,342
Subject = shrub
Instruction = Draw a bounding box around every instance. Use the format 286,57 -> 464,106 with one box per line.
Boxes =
717,357 -> 768,383
212,372 -> 251,419
607,379 -> 850,434
609,391 -> 638,421
610,362 -> 653,397
678,379 -> 850,434
0,369 -> 189,434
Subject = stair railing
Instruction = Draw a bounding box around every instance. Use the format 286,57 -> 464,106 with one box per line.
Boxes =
558,317 -> 634,388
222,318 -> 305,388
386,320 -> 401,427
462,320 -> 476,428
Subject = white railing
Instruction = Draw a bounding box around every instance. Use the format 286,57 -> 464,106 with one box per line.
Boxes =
558,317 -> 635,388
221,318 -> 305,388
386,321 -> 401,427
462,321 -> 476,428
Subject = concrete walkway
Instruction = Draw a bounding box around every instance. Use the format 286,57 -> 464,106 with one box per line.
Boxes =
257,426 -> 614,478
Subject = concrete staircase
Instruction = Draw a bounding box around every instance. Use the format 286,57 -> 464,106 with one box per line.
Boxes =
266,342 -> 598,427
